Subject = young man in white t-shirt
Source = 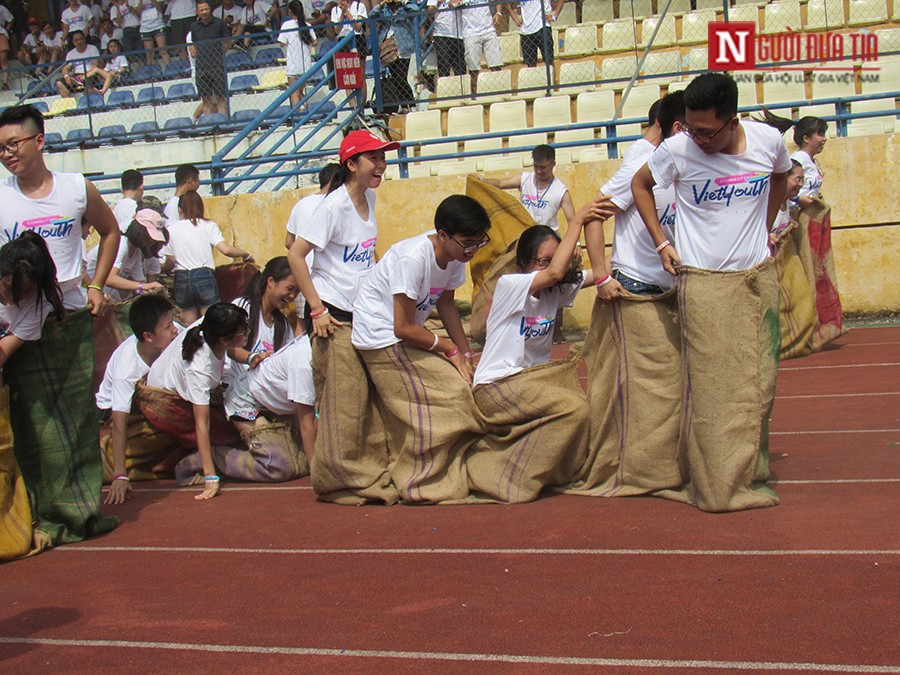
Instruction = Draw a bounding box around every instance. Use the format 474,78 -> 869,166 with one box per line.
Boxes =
164,164 -> 201,223
96,294 -> 180,504
506,0 -> 562,67
586,91 -> 684,299
113,168 -> 144,231
632,73 -> 792,512
459,0 -> 502,93
61,0 -> 95,44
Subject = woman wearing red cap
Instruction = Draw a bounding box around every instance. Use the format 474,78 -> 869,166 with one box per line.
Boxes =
287,129 -> 399,505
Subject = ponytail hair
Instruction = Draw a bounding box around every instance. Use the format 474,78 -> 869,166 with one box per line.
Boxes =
182,302 -> 249,363
0,230 -> 65,320
177,190 -> 205,226
288,0 -> 313,44
754,107 -> 828,147
241,256 -> 292,353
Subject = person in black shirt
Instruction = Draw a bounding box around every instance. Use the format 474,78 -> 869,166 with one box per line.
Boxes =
189,0 -> 231,117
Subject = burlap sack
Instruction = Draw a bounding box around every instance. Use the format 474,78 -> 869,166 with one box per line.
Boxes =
360,344 -> 483,504
773,223 -> 816,360
469,358 -> 589,503
100,413 -> 182,482
561,290 -> 683,496
0,385 -> 33,560
136,380 -> 241,447
794,199 -> 846,351
310,325 -> 398,505
657,260 -> 781,512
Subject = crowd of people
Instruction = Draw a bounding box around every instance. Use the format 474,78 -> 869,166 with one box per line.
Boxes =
0,69 -> 839,560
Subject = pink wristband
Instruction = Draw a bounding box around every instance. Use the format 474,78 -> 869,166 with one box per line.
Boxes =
446,345 -> 460,358
655,240 -> 672,253
595,275 -> 613,288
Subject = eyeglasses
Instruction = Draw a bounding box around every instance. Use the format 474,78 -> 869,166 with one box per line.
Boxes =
530,257 -> 552,268
449,233 -> 491,254
0,134 -> 40,156
682,117 -> 734,143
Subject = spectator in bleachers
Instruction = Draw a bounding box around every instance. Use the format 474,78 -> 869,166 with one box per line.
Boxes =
279,0 -> 317,107
56,29 -> 104,98
165,163 -> 200,222
506,0 -> 559,68
114,168 -> 144,230
460,0 -> 501,94
99,38 -> 127,92
371,0 -> 417,113
87,0 -> 104,44
110,0 -> 142,56
189,0 -> 230,117
242,0 -> 279,51
61,0 -> 95,46
136,0 -> 169,66
39,20 -> 65,65
98,17 -> 123,52
214,0 -> 247,48
167,0 -> 196,61
330,0 -> 369,56
0,0 -> 12,89
427,0 -> 464,77
15,16 -> 41,79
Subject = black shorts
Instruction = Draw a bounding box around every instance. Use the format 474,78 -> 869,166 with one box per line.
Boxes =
196,67 -> 227,99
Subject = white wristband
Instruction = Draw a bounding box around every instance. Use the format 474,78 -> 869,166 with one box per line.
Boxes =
429,333 -> 440,351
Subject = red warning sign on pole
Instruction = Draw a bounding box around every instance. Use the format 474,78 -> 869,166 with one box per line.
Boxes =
334,52 -> 364,90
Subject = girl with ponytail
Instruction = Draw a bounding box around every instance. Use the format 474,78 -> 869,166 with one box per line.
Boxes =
0,230 -> 64,369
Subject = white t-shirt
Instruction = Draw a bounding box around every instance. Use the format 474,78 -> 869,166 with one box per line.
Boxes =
62,4 -> 94,34
147,319 -> 225,405
164,195 -> 180,223
168,0 -> 197,21
111,0 -> 141,29
473,270 -> 581,386
90,3 -> 103,37
139,0 -> 165,32
96,335 -> 151,412
460,0 -> 494,38
214,3 -> 246,25
23,32 -> 41,53
771,204 -> 791,236
351,232 -> 467,350
66,44 -> 101,75
85,237 -> 158,300
647,121 -> 792,271
0,172 -> 88,286
40,30 -> 65,49
791,149 -> 823,199
0,6 -> 12,38
113,196 -> 138,231
519,172 -> 568,232
0,294 -> 52,343
601,138 -> 677,289
279,19 -> 313,76
160,217 -> 225,270
100,27 -> 124,50
287,192 -> 324,239
223,296 -> 278,384
294,184 -> 377,313
331,1 -> 367,38
519,0 -> 553,35
428,0 -> 461,38
105,54 -> 129,73
244,0 -> 272,26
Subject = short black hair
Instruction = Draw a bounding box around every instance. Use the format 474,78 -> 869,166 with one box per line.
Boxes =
532,144 -> 555,163
683,73 -> 738,121
318,163 -> 341,190
121,169 -> 143,191
434,194 -> 491,238
647,99 -> 661,127
657,91 -> 685,139
174,164 -> 200,187
128,294 -> 174,342
0,104 -> 45,136
70,29 -> 85,40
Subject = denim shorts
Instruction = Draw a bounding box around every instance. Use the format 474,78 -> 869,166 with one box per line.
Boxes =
174,267 -> 220,309
612,269 -> 666,296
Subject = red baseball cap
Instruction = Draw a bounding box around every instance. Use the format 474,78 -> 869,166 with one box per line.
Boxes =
338,130 -> 400,164
27,17 -> 39,26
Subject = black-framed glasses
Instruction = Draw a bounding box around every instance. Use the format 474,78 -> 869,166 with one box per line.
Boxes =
682,117 -> 734,142
530,257 -> 552,268
0,134 -> 40,156
449,233 -> 491,254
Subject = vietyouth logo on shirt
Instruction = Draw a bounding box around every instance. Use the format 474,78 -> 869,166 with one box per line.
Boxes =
6,215 -> 75,240
342,237 -> 376,266
416,287 -> 444,313
692,172 -> 769,207
660,202 -> 676,227
520,315 -> 554,339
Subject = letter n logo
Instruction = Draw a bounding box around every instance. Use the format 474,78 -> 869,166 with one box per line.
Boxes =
708,22 -> 756,70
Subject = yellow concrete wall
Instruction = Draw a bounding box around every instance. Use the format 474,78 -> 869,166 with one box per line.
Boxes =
204,134 -> 900,320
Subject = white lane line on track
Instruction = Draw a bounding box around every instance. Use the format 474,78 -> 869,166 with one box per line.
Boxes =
772,478 -> 900,484
777,392 -> 900,399
771,429 -> 899,435
56,546 -> 900,556
779,362 -> 900,370
130,486 -> 313,492
0,637 -> 896,672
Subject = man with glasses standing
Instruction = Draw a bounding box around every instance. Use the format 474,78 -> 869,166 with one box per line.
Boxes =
0,104 -> 120,549
631,73 -> 791,513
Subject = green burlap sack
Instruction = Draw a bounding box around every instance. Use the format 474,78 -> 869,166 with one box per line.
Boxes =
773,223 -> 816,360
561,290 -> 683,497
4,309 -> 117,546
361,344 -> 483,504
310,325 -> 398,505
0,385 -> 34,560
657,260 -> 781,513
470,357 -> 589,503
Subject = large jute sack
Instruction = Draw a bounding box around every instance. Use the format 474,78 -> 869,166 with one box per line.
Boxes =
0,385 -> 34,560
310,325 -> 398,505
465,176 -> 535,298
136,380 -> 241,447
360,344 -> 483,504
794,199 -> 845,350
560,290 -> 683,497
773,223 -> 816,360
469,357 -> 589,503
100,413 -> 182,482
657,260 -> 781,512
4,309 -> 117,546
469,241 -> 518,345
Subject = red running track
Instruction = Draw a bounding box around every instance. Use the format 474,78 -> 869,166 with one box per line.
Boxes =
0,327 -> 898,673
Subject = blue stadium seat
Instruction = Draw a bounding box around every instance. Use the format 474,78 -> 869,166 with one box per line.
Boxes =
137,86 -> 165,104
31,101 -> 49,113
77,93 -> 105,111
232,108 -> 262,123
196,112 -> 228,131
307,100 -> 336,121
167,82 -> 197,100
23,80 -> 56,97
98,124 -> 129,143
224,51 -> 254,71
254,47 -> 282,66
107,90 -> 136,107
313,40 -> 337,60
131,120 -> 160,137
229,74 -> 259,93
164,59 -> 191,77
43,132 -> 63,148
264,104 -> 292,125
163,117 -> 194,134
136,63 -> 164,83
66,128 -> 92,142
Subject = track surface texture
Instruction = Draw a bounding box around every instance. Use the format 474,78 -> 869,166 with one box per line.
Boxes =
1,327 -> 898,673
